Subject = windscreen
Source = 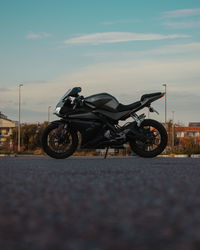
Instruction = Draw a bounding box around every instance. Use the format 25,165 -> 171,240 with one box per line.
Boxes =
58,89 -> 72,102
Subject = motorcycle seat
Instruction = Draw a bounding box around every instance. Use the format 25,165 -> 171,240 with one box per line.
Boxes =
117,101 -> 141,112
140,92 -> 162,101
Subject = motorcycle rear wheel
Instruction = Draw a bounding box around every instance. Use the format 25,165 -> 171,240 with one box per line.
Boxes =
129,119 -> 168,158
41,123 -> 78,159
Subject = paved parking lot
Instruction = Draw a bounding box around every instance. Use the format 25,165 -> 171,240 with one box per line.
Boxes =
0,156 -> 200,250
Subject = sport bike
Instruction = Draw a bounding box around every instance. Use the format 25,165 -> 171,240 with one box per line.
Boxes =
41,87 -> 168,159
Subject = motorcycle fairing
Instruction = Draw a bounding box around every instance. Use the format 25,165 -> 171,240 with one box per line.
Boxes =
65,92 -> 164,122
68,112 -> 98,120
53,90 -> 166,148
85,93 -> 119,112
51,119 -> 103,147
93,109 -> 130,121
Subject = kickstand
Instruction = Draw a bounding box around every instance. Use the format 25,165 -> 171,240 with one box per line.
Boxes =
104,147 -> 109,159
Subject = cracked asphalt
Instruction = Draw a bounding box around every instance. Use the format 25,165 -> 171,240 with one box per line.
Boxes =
0,156 -> 200,250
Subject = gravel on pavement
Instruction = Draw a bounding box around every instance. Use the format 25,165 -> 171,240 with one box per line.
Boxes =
0,156 -> 200,250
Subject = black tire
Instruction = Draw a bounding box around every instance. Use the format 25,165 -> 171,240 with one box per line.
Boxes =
41,122 -> 78,159
129,119 -> 168,158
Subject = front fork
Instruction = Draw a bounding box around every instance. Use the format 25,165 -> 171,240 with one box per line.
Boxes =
55,123 -> 70,143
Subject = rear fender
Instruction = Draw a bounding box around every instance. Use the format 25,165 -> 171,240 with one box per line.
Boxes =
144,93 -> 165,107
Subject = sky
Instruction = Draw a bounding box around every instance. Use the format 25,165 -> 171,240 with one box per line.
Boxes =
0,0 -> 200,125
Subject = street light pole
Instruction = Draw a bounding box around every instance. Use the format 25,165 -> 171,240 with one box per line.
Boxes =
48,106 -> 51,123
172,111 -> 175,149
18,84 -> 23,152
162,84 -> 167,125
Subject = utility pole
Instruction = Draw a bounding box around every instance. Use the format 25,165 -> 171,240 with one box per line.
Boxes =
48,106 -> 51,123
162,84 -> 167,125
18,84 -> 23,152
172,111 -> 175,150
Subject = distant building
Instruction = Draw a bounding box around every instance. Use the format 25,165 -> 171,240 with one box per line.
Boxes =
0,112 -> 8,120
189,122 -> 200,127
174,126 -> 200,146
0,112 -> 16,146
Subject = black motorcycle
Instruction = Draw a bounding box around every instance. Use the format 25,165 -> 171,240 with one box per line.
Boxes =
41,87 -> 168,159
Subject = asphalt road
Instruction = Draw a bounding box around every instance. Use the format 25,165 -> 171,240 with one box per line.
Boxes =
0,156 -> 200,250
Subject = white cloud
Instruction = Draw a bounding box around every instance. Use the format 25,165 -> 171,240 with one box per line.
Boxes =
84,42 -> 200,60
64,32 -> 189,45
162,8 -> 200,18
164,21 -> 200,29
26,31 -> 52,40
0,87 -> 10,92
1,52 -> 200,124
149,42 -> 200,55
61,59 -> 200,94
61,58 -> 200,124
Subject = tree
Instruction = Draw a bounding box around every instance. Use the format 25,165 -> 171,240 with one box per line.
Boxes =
11,122 -> 48,152
184,138 -> 200,156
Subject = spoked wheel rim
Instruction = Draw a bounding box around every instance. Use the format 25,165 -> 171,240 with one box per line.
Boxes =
129,119 -> 168,158
47,128 -> 73,154
135,125 -> 162,152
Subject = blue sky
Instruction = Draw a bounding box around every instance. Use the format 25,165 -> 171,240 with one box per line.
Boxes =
0,0 -> 200,124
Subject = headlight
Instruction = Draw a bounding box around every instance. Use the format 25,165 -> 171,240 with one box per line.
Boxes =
54,107 -> 61,115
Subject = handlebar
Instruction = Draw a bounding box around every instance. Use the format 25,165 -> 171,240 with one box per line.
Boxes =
73,95 -> 84,109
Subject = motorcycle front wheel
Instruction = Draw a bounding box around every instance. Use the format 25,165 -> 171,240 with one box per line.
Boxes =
129,119 -> 168,158
41,122 -> 78,159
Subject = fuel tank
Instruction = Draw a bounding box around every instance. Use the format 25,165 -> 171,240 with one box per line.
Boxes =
84,93 -> 119,112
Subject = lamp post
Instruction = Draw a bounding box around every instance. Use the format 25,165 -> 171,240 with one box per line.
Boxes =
18,84 -> 23,152
172,111 -> 175,149
162,84 -> 167,125
48,106 -> 51,123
